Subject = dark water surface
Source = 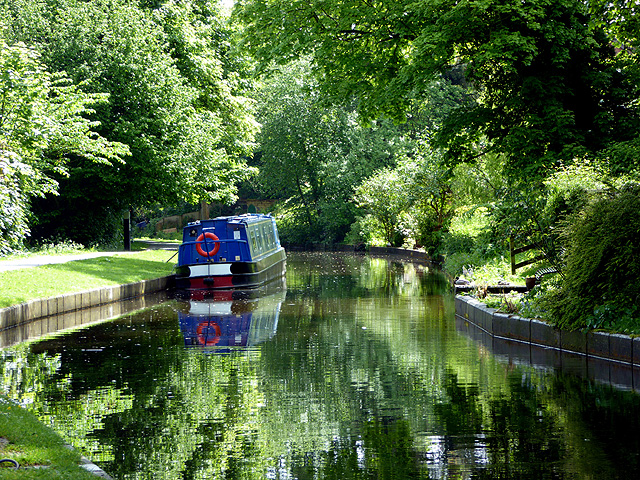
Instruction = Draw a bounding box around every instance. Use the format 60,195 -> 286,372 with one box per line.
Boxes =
2,252 -> 640,479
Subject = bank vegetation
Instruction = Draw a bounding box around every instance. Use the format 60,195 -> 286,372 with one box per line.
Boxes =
1,0 -> 639,332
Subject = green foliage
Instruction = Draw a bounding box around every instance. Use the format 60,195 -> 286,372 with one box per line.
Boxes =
237,0 -> 640,181
482,292 -> 524,314
451,154 -> 508,207
397,148 -> 455,252
354,167 -> 408,247
352,146 -> 458,252
344,214 -> 386,247
253,59 -> 406,244
27,238 -> 86,255
439,206 -> 528,285
544,187 -> 640,331
1,0 -> 257,246
269,201 -> 318,246
0,38 -> 128,253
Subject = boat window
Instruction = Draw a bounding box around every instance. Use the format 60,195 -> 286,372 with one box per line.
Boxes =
262,224 -> 272,249
249,228 -> 257,254
256,226 -> 264,253
272,220 -> 281,246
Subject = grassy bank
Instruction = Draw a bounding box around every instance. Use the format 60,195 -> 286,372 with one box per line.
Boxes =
441,207 -> 545,318
0,396 -> 97,479
0,244 -> 177,477
0,249 -> 176,308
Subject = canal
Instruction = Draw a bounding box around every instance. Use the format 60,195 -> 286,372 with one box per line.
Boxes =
1,252 -> 640,479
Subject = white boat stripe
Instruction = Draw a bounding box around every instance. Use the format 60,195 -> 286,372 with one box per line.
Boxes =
189,264 -> 232,277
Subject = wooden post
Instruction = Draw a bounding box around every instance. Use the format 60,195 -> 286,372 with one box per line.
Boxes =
123,209 -> 131,251
510,236 -> 516,275
200,200 -> 210,220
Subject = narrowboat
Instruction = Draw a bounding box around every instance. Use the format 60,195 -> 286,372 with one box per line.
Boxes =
175,213 -> 286,290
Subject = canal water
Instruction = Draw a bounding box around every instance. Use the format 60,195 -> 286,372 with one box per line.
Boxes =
1,252 -> 640,479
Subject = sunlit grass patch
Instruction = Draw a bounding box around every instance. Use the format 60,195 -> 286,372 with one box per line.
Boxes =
0,250 -> 176,308
0,396 -> 96,479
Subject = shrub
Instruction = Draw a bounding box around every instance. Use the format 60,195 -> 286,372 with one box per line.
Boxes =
548,186 -> 640,330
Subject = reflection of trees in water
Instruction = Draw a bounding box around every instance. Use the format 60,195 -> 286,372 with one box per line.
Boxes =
1,254 -> 640,478
285,252 -> 451,300
433,371 -> 566,479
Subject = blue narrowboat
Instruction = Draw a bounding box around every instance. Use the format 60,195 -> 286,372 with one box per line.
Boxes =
175,213 -> 286,290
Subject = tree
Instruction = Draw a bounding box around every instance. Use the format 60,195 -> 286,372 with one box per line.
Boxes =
237,0 -> 640,180
1,0 -> 258,244
397,149 -> 455,252
253,59 -> 404,243
354,168 -> 408,246
0,39 -> 128,252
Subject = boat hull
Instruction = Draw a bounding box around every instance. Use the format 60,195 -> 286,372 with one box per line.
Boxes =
175,248 -> 286,290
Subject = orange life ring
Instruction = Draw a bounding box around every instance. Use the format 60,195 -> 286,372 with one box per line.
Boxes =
196,321 -> 221,346
195,232 -> 220,257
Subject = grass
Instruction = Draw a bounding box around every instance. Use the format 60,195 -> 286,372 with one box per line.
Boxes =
0,249 -> 176,308
0,396 -> 97,479
442,206 -> 548,319
442,207 -> 535,284
0,243 -> 178,478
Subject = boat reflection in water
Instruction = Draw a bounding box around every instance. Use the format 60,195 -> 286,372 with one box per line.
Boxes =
175,279 -> 286,351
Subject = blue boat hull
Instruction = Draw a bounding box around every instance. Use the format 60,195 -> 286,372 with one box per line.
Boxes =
175,247 -> 286,290
175,214 -> 286,290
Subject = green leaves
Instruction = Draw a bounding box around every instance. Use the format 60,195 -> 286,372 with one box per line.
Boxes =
354,167 -> 407,246
1,0 -> 260,245
548,187 -> 640,330
0,39 -> 128,252
238,0 -> 640,186
253,59 -> 411,242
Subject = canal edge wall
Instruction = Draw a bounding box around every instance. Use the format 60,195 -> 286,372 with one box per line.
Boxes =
455,294 -> 639,366
287,243 -> 435,263
0,275 -> 176,331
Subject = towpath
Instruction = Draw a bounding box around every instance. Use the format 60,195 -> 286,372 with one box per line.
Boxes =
0,241 -> 179,273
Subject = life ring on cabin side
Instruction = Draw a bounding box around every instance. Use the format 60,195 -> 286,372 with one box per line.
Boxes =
195,232 -> 220,257
196,321 -> 222,346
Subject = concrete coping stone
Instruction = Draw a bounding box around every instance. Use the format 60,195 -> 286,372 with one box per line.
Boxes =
0,275 -> 175,328
456,294 -> 635,367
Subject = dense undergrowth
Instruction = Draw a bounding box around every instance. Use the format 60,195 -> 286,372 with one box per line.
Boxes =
441,187 -> 640,334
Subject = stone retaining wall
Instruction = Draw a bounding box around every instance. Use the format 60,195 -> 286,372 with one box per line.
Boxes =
367,246 -> 431,262
455,294 -> 640,366
0,275 -> 175,331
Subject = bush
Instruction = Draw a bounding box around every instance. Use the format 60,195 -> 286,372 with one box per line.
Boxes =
440,206 -> 514,280
547,186 -> 640,331
345,214 -> 387,247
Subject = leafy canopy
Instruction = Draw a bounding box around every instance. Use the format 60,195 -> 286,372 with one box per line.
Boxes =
237,0 -> 640,180
1,0 -> 259,245
0,39 -> 128,252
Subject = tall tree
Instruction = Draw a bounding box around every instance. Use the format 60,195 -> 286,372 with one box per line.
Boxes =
253,59 -> 411,243
1,0 -> 258,244
0,39 -> 128,252
237,0 -> 640,180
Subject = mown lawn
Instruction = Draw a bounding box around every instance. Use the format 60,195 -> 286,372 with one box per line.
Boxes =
0,396 -> 98,479
0,249 -> 176,308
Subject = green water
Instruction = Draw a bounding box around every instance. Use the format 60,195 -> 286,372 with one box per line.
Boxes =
2,252 -> 640,479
